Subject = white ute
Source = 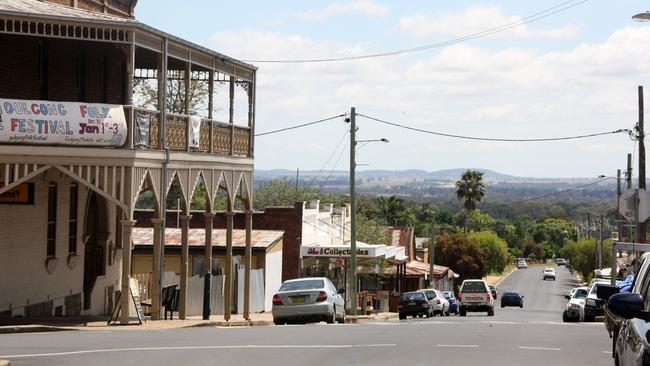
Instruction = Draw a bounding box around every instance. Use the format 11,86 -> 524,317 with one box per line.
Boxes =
458,279 -> 495,316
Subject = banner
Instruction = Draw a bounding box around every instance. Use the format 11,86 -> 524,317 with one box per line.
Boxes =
0,98 -> 127,147
134,110 -> 150,147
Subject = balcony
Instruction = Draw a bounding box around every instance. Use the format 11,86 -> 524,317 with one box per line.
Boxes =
128,107 -> 252,157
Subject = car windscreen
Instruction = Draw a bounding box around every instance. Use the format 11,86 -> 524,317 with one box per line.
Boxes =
402,292 -> 425,301
461,282 -> 487,292
279,279 -> 324,291
574,289 -> 588,299
424,291 -> 437,299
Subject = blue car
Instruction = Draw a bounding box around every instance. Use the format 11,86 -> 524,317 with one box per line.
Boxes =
443,291 -> 459,315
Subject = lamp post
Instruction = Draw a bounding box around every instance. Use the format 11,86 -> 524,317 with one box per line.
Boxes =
347,107 -> 388,316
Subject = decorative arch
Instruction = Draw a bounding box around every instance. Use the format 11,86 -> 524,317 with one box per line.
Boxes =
167,171 -> 189,214
212,170 -> 233,211
132,168 -> 161,216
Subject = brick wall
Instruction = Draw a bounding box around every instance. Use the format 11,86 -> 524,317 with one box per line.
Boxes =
0,34 -> 126,103
134,203 -> 304,281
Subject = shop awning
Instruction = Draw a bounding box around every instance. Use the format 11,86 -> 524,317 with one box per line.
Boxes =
404,260 -> 455,279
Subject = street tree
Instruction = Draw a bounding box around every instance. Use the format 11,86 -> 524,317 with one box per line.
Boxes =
455,170 -> 486,233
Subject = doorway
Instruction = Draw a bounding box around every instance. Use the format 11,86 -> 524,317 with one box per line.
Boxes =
83,192 -> 108,310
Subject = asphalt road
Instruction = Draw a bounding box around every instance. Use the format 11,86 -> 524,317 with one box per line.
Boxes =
0,264 -> 613,366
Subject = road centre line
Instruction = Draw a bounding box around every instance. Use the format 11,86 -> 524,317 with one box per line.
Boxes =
518,346 -> 562,351
436,344 -> 479,348
0,344 -> 397,359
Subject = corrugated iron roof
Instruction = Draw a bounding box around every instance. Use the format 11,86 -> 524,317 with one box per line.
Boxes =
405,260 -> 454,278
132,228 -> 283,249
0,0 -> 133,22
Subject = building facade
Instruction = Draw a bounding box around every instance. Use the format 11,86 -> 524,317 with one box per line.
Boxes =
0,0 -> 257,324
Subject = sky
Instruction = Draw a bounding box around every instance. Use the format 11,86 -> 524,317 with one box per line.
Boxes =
136,0 -> 650,178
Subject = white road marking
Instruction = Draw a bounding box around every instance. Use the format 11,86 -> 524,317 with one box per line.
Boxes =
0,344 -> 397,359
518,346 -> 562,351
602,351 -> 611,354
436,344 -> 479,348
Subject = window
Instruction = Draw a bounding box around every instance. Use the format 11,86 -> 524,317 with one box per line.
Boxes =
47,183 -> 57,257
279,279 -> 324,291
68,184 -> 78,254
461,281 -> 487,292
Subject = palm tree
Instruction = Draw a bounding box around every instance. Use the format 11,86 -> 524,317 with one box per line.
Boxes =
376,196 -> 404,226
455,170 -> 486,233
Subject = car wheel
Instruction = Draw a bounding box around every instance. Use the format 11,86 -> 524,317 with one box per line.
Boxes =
337,312 -> 346,324
326,307 -> 336,324
563,311 -> 569,322
399,313 -> 406,320
273,318 -> 284,325
488,309 -> 494,316
460,308 -> 466,317
501,304 -> 505,308
584,315 -> 595,322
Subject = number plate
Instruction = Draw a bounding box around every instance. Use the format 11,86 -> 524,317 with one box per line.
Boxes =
291,296 -> 306,303
408,301 -> 416,306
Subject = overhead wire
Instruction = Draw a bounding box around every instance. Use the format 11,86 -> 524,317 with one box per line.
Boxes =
303,128 -> 350,189
255,114 -> 345,137
478,177 -> 615,209
244,0 -> 588,63
318,138 -> 350,191
358,113 -> 630,142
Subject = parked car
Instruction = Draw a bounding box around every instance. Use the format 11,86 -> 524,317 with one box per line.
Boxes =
542,267 -> 556,281
443,291 -> 459,315
583,279 -> 610,322
458,279 -> 495,316
609,252 -> 650,365
272,277 -> 345,325
556,258 -> 567,266
421,289 -> 450,316
517,260 -> 528,269
563,287 -> 588,322
489,285 -> 498,300
500,291 -> 524,308
399,291 -> 432,319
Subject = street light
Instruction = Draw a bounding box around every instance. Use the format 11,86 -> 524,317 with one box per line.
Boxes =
346,107 -> 389,316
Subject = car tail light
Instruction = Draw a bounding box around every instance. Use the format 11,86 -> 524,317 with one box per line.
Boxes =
436,299 -> 441,304
486,292 -> 491,301
272,294 -> 283,305
316,291 -> 328,302
458,293 -> 462,300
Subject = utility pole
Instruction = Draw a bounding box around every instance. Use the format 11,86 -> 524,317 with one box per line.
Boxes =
295,168 -> 299,192
638,86 -> 646,244
349,107 -> 357,316
627,153 -> 633,242
598,213 -> 603,269
429,218 -> 435,288
587,213 -> 592,240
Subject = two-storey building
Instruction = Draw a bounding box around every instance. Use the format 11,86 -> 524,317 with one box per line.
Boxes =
0,0 -> 257,324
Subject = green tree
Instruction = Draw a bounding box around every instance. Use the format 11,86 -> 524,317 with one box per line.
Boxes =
468,231 -> 509,274
455,170 -> 486,233
357,215 -> 391,245
135,77 -> 210,115
560,238 -> 612,281
376,196 -> 406,226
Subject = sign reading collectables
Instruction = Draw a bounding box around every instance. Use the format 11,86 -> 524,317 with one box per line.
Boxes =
0,98 -> 127,147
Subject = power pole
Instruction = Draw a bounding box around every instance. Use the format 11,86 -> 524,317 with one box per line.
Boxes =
598,213 -> 603,269
429,218 -> 435,288
349,107 -> 357,316
638,86 -> 646,244
627,153 -> 633,242
295,168 -> 299,192
587,213 -> 592,240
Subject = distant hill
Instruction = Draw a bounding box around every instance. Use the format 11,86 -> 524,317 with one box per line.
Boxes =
255,168 -> 518,180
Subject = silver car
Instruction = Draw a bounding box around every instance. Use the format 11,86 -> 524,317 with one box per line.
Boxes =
421,289 -> 450,316
272,277 -> 346,325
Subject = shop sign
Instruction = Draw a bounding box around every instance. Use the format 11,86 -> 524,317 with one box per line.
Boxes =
0,98 -> 127,147
0,182 -> 34,204
302,246 -> 377,258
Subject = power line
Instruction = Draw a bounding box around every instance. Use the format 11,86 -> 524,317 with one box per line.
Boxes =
479,177 -> 615,209
244,0 -> 587,63
304,128 -> 350,189
358,113 -> 630,142
319,138 -> 350,191
255,114 -> 345,137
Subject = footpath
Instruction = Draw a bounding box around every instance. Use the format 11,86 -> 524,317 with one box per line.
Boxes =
0,311 -> 397,335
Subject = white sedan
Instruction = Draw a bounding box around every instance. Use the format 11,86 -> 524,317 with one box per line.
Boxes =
542,267 -> 556,281
272,277 -> 346,325
421,289 -> 450,316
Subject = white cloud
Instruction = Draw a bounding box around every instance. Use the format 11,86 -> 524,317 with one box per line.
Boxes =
210,27 -> 650,177
293,0 -> 389,21
398,5 -> 581,39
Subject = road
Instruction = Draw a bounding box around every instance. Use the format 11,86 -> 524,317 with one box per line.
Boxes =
0,265 -> 613,366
